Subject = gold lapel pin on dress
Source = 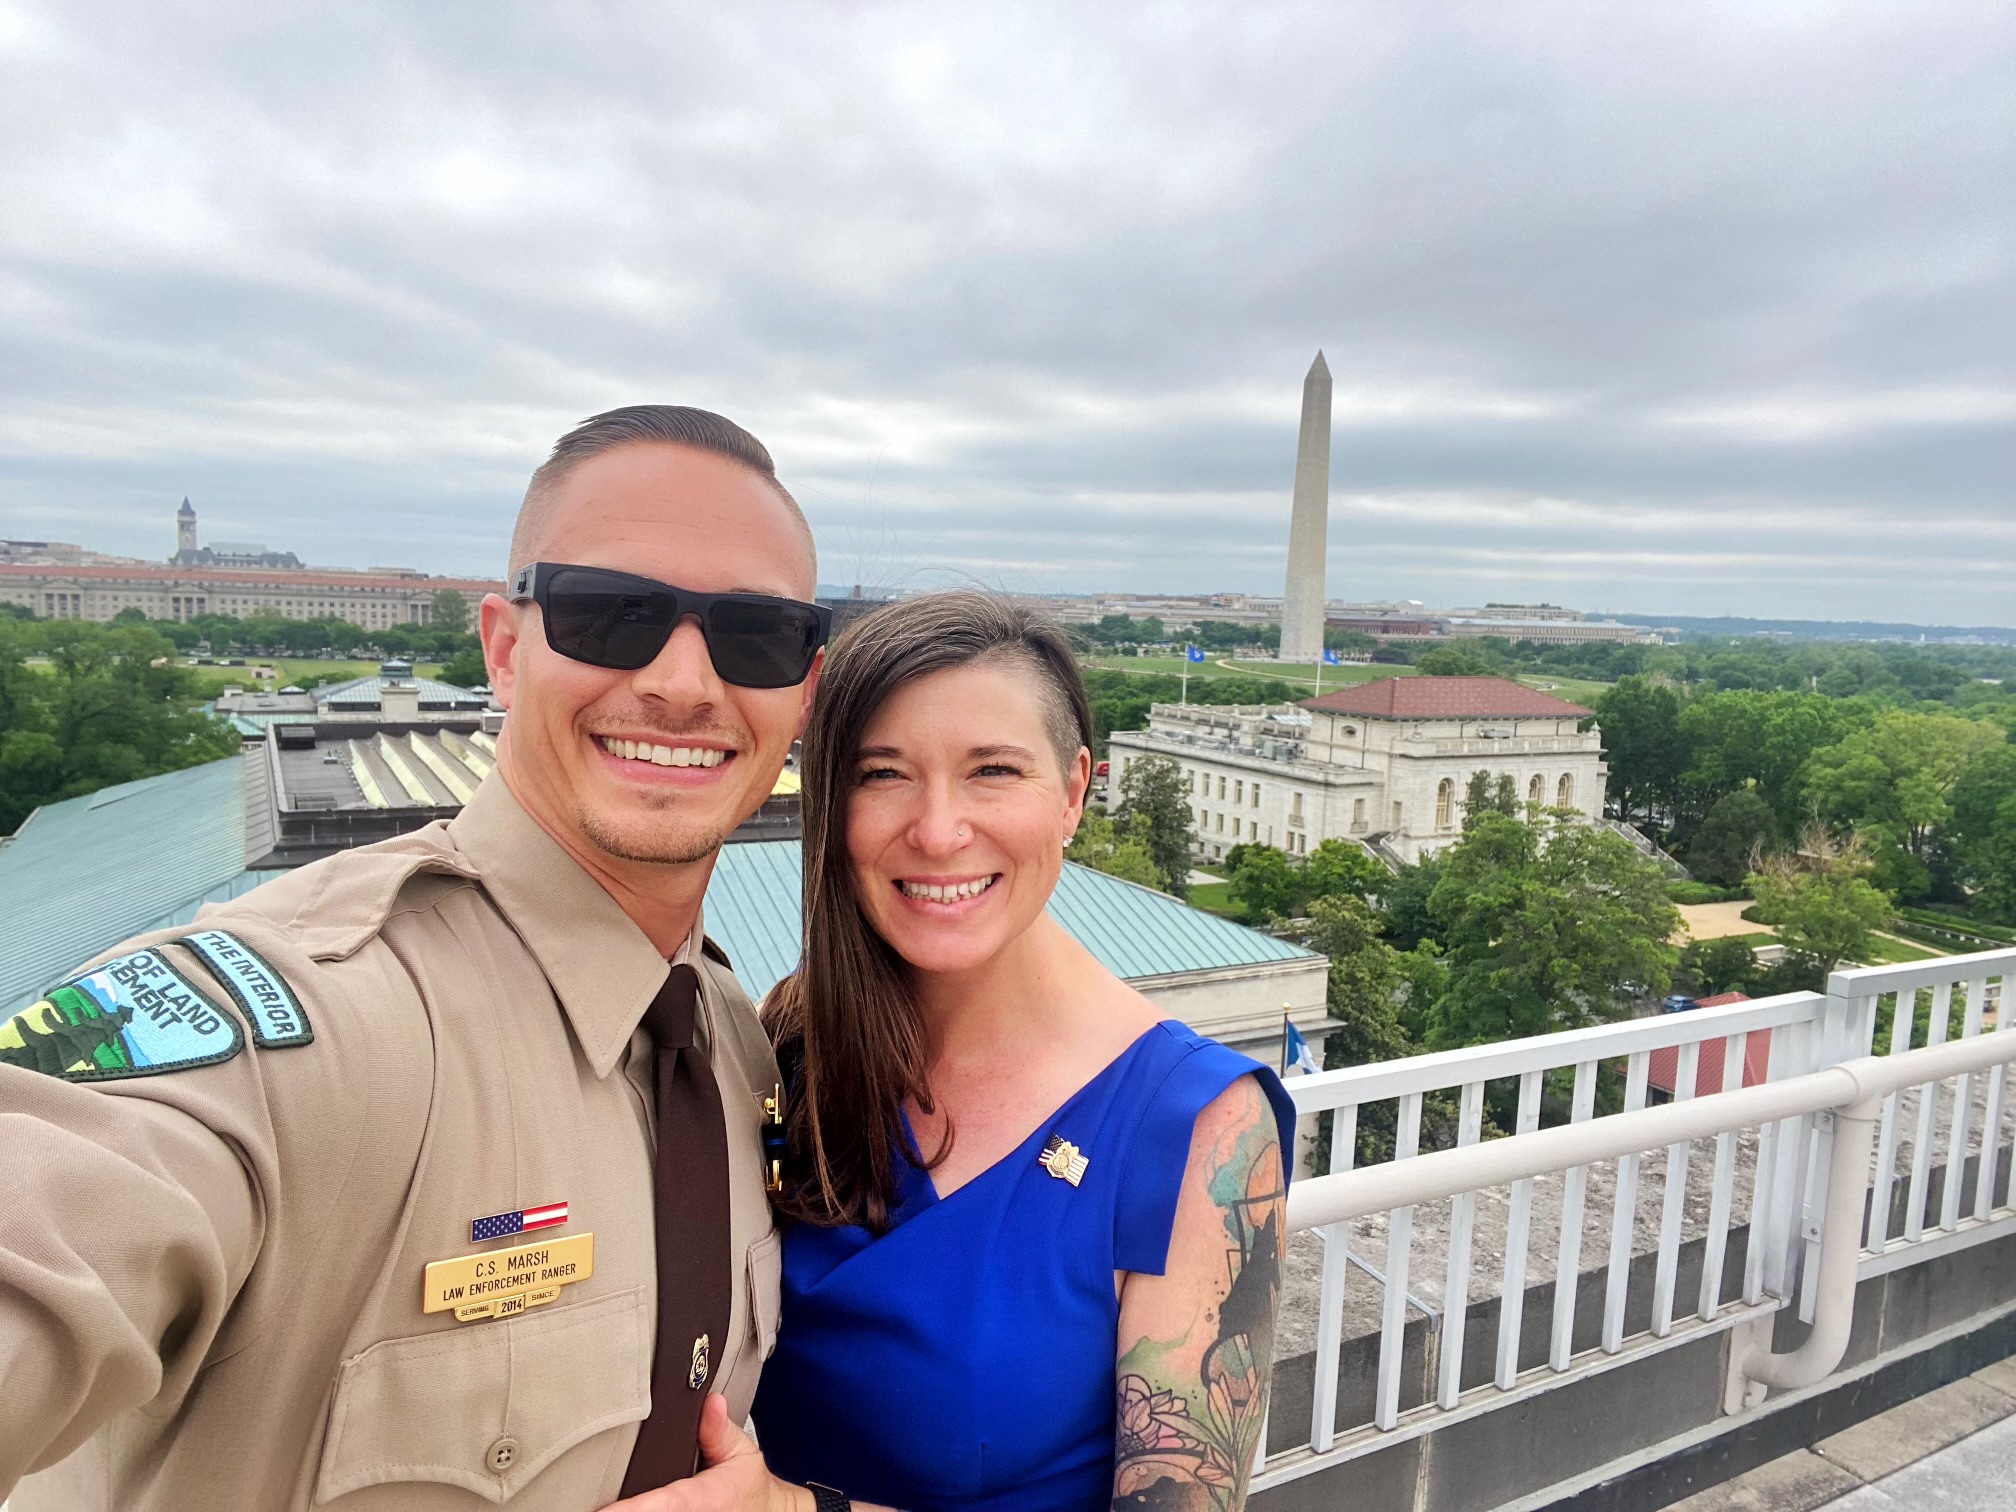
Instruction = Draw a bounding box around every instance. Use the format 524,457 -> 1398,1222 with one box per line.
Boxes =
1039,1133 -> 1089,1186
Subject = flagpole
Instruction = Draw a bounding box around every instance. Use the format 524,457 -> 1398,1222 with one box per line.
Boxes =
1280,1006 -> 1291,1076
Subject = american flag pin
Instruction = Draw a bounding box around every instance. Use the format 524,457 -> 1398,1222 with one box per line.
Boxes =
470,1200 -> 570,1244
1039,1134 -> 1089,1187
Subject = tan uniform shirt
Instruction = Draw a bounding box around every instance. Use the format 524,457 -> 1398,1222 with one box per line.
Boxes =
0,775 -> 782,1510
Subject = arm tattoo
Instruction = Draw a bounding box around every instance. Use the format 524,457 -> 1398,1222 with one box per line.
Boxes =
1112,1081 -> 1285,1511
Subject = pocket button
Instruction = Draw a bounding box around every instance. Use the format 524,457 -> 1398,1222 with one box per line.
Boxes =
486,1436 -> 521,1475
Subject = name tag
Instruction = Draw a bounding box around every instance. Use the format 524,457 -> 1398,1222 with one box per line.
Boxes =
423,1233 -> 595,1323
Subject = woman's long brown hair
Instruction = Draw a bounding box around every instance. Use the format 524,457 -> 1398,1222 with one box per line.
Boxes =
763,589 -> 1094,1232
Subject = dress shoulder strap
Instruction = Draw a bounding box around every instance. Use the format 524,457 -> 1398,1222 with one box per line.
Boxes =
1112,1023 -> 1295,1276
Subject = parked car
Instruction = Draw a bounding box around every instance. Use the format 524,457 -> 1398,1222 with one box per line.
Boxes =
1661,994 -> 1700,1015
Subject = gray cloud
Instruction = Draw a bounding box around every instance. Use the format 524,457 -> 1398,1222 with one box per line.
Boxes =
0,0 -> 2010,621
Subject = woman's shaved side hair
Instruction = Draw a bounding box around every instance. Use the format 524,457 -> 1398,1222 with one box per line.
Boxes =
506,404 -> 816,579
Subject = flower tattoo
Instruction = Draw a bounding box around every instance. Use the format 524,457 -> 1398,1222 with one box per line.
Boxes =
1111,1079 -> 1285,1512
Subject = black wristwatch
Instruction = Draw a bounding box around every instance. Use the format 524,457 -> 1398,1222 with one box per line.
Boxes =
806,1484 -> 850,1512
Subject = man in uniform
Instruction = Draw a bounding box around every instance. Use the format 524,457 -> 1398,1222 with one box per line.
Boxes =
0,406 -> 826,1509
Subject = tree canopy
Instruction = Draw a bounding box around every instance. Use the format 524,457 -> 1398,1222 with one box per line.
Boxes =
0,619 -> 241,834
1425,811 -> 1679,1047
1113,754 -> 1193,900
1065,809 -> 1164,891
1745,838 -> 1893,974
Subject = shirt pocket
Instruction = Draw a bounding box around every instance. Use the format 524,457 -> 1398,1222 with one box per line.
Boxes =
747,1229 -> 782,1360
313,1286 -> 650,1506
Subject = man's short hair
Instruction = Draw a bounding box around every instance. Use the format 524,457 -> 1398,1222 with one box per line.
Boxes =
507,405 -> 816,580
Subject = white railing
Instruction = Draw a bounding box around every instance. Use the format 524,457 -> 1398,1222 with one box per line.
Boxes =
1261,946 -> 2016,1492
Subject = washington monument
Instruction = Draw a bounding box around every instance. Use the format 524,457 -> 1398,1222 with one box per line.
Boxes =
1278,351 -> 1332,664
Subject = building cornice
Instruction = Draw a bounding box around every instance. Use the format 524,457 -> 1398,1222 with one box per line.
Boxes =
1110,728 -> 1379,787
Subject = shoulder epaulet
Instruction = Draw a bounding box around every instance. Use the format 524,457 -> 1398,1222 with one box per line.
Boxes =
177,929 -> 314,1048
1,947 -> 243,1082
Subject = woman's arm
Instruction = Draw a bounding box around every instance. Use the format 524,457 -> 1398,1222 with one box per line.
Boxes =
1111,1074 -> 1286,1512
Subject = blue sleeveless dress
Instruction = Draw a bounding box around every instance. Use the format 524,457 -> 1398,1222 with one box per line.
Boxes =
751,1020 -> 1296,1512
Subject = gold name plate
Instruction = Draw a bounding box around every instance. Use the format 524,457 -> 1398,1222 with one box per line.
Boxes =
424,1232 -> 595,1323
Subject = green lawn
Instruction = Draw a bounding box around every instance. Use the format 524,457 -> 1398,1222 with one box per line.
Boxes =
1219,659 -> 1417,691
1083,655 -> 1613,704
1857,933 -> 1948,966
1187,879 -> 1240,918
1513,674 -> 1613,705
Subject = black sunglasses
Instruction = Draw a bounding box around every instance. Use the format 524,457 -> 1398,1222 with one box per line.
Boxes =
511,563 -> 831,688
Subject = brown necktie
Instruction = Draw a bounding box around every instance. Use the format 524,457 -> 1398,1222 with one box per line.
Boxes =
620,962 -> 733,1498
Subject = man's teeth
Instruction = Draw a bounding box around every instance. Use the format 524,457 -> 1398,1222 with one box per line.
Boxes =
597,737 -> 727,768
899,877 -> 998,903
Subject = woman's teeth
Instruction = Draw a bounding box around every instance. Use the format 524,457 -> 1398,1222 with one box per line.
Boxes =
899,877 -> 998,903
597,737 -> 727,768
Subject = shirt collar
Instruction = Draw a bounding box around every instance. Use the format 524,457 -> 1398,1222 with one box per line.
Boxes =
448,775 -> 701,1078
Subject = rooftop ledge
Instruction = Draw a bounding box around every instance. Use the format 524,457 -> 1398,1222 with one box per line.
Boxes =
1253,945 -> 2016,1510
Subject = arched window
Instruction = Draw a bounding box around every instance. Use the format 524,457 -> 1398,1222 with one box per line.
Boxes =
1528,773 -> 1545,808
1557,772 -> 1575,809
1435,778 -> 1454,830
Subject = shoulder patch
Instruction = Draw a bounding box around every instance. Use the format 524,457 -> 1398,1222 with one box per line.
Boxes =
179,929 -> 313,1048
1,949 -> 244,1081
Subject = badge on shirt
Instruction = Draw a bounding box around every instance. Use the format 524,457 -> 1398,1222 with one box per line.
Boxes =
178,929 -> 313,1048
0,949 -> 244,1082
1039,1133 -> 1090,1187
424,1233 -> 595,1323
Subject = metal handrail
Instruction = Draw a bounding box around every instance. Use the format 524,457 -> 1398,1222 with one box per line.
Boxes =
1284,1028 -> 2016,1395
1286,990 -> 1825,1114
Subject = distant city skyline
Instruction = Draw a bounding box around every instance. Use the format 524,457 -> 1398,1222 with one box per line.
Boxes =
0,4 -> 2009,623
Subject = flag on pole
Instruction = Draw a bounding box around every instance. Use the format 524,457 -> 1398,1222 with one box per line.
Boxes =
1283,1020 -> 1320,1076
1322,648 -> 1342,665
1185,645 -> 1206,663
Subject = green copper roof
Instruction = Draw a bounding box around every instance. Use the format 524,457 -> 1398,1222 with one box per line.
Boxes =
702,840 -> 1318,1001
0,757 -> 268,1013
2,767 -> 1318,1015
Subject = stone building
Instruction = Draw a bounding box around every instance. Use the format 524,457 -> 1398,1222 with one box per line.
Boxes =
1106,675 -> 1606,866
0,562 -> 504,629
0,496 -> 501,627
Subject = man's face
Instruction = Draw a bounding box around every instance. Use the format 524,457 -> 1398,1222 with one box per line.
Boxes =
481,443 -> 818,869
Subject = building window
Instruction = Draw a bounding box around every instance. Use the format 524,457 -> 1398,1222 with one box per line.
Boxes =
1557,772 -> 1575,808
1392,801 -> 1404,830
1216,814 -> 1225,833
1251,784 -> 1260,808
1290,792 -> 1303,823
1436,779 -> 1454,830
1232,818 -> 1240,838
1528,773 -> 1545,808
1217,775 -> 1227,800
1266,827 -> 1274,845
1233,779 -> 1243,804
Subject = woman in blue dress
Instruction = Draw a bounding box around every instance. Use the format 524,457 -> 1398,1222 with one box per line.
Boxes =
650,590 -> 1293,1512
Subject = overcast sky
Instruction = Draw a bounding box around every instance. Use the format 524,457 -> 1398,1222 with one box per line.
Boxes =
1,2 -> 2010,622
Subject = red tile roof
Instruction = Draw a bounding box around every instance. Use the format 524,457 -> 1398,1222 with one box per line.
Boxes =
1301,676 -> 1594,720
1649,994 -> 1770,1096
